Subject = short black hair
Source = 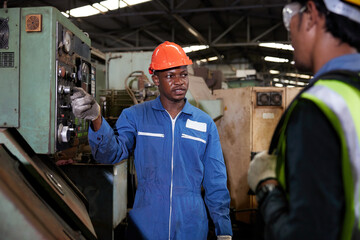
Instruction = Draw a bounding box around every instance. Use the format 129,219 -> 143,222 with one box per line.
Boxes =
294,0 -> 360,51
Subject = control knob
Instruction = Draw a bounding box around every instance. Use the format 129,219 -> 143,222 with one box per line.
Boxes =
58,85 -> 71,94
58,123 -> 74,143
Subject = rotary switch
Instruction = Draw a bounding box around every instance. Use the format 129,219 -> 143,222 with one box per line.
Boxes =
58,123 -> 74,143
58,85 -> 71,94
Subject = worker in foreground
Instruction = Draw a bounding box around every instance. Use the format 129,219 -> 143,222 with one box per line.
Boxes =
71,41 -> 232,240
248,0 -> 360,239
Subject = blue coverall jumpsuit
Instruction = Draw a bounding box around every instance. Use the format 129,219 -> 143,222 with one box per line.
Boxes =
88,96 -> 232,239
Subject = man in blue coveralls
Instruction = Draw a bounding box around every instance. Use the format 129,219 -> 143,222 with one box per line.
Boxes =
71,41 -> 232,240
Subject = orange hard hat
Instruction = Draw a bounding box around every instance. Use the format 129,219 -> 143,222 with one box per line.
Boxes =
149,41 -> 193,74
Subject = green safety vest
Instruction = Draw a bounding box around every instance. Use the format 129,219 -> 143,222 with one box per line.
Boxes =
271,71 -> 360,240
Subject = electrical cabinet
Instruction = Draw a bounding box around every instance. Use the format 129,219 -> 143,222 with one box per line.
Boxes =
214,87 -> 302,223
0,7 -> 94,154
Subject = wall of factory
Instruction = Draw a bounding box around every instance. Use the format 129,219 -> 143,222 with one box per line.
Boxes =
202,62 -> 253,79
106,51 -> 153,89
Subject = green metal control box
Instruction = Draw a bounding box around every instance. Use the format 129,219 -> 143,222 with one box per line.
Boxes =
0,7 -> 95,154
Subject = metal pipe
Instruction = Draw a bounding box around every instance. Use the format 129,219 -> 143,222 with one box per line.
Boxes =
106,54 -> 123,89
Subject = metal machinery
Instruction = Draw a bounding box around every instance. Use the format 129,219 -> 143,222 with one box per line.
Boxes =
213,87 -> 302,225
186,74 -> 223,121
0,7 -> 126,240
0,6 -> 93,153
99,70 -> 159,126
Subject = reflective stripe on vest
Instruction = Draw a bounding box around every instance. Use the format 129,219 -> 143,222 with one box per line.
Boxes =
276,79 -> 360,239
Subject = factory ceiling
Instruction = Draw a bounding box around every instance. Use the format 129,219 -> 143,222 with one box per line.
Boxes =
3,0 -> 311,82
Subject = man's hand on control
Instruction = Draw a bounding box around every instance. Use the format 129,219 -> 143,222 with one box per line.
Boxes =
71,87 -> 101,121
247,150 -> 277,192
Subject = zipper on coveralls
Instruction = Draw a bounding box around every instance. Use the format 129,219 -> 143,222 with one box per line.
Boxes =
166,111 -> 181,240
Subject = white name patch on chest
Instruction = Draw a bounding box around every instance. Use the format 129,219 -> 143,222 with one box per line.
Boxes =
185,119 -> 207,132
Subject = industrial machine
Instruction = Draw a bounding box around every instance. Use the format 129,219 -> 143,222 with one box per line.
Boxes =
99,70 -> 159,126
0,6 -> 126,240
0,7 -> 93,153
214,87 -> 302,224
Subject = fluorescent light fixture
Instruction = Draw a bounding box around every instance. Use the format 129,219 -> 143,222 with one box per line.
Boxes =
287,85 -> 295,88
290,61 -> 295,65
269,70 -> 280,74
69,5 -> 100,17
183,45 -> 209,53
301,74 -> 312,79
286,73 -> 297,78
64,0 -> 151,18
264,56 -> 289,63
200,59 -> 208,63
62,12 -> 69,17
207,56 -> 218,61
273,78 -> 279,82
286,73 -> 312,79
93,3 -> 109,12
275,83 -> 283,87
297,82 -> 306,86
283,79 -> 289,84
120,1 -> 128,7
100,0 -> 120,10
289,80 -> 297,85
259,43 -> 294,51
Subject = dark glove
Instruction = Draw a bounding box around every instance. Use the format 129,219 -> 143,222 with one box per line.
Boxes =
70,87 -> 100,121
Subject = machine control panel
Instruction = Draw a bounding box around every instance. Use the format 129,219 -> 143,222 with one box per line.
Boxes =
56,23 -> 93,151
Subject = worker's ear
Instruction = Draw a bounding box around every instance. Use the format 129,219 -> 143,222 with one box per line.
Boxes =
152,74 -> 160,86
305,1 -> 323,31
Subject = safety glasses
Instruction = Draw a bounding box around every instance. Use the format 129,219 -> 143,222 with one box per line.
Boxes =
282,2 -> 307,31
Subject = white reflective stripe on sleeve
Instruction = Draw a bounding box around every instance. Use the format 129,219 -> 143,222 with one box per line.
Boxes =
185,119 -> 207,132
181,133 -> 207,144
307,85 -> 360,223
138,131 -> 164,138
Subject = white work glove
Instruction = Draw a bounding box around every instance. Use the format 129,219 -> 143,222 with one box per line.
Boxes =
247,151 -> 277,192
217,236 -> 232,240
70,87 -> 101,121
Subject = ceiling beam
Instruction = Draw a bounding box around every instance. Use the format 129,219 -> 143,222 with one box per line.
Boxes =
211,16 -> 246,44
173,3 -> 284,13
171,14 -> 207,44
100,3 -> 284,18
175,0 -> 188,9
202,0 -> 238,44
142,29 -> 166,43
70,18 -> 135,47
98,41 -> 292,51
251,22 -> 282,42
